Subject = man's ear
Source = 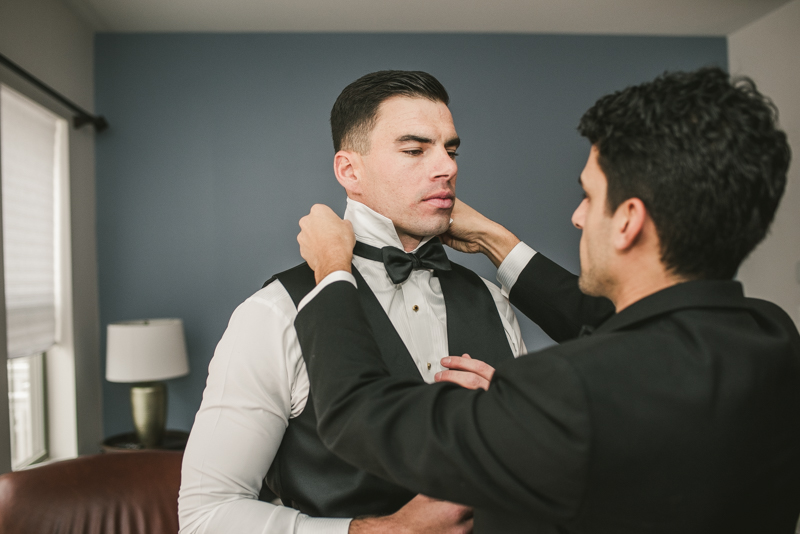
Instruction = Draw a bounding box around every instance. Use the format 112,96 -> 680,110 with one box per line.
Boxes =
612,197 -> 648,251
334,150 -> 363,196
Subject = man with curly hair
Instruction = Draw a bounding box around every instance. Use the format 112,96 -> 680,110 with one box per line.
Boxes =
293,67 -> 800,533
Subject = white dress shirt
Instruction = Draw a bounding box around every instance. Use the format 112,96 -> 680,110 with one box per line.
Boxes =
179,199 -> 530,534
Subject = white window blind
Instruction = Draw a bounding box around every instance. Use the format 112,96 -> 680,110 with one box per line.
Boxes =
1,86 -> 60,360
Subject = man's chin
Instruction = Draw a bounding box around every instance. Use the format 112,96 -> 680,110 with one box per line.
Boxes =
579,272 -> 615,300
427,220 -> 453,239
406,216 -> 451,239
578,274 -> 600,297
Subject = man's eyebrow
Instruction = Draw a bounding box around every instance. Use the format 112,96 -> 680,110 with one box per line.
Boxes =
445,136 -> 461,149
396,135 -> 433,144
394,135 -> 461,149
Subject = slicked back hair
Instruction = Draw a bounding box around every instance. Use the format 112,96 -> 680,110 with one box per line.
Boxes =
578,67 -> 791,280
330,70 -> 450,154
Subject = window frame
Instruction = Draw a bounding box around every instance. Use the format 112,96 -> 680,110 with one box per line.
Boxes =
8,351 -> 48,469
0,82 -> 78,472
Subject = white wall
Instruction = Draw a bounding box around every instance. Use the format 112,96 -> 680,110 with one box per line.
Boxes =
729,0 -> 800,327
0,0 -> 103,458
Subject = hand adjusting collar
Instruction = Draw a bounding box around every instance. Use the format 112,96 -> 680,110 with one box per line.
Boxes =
353,238 -> 451,284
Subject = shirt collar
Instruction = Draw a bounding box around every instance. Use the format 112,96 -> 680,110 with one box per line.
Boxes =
594,279 -> 748,335
344,198 -> 434,253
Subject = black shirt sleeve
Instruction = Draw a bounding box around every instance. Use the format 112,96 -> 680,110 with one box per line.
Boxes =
510,253 -> 615,342
295,280 -> 591,523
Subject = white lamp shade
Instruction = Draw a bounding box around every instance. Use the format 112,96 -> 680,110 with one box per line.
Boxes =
106,318 -> 190,383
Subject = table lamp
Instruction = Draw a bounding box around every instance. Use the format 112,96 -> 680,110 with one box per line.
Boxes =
106,318 -> 189,448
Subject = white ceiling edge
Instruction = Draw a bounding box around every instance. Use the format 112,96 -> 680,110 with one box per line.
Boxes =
63,0 -> 794,37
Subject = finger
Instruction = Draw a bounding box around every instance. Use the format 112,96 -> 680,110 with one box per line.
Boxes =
439,234 -> 466,253
309,203 -> 329,215
434,369 -> 490,391
441,356 -> 495,383
449,503 -> 474,526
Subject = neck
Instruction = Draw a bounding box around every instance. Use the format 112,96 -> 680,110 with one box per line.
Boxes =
397,231 -> 423,252
344,198 -> 428,252
609,265 -> 687,312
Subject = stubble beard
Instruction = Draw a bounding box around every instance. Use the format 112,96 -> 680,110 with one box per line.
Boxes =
578,265 -> 615,298
399,210 -> 452,242
425,215 -> 452,238
578,272 -> 600,296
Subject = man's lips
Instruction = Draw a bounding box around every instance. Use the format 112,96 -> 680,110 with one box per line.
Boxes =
422,192 -> 454,209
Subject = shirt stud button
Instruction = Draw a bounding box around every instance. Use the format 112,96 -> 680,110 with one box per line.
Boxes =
427,363 -> 431,370
412,305 -> 419,312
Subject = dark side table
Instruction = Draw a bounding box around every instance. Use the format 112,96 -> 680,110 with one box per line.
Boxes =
102,430 -> 190,452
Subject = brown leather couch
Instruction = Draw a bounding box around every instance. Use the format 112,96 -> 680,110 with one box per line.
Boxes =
0,450 -> 183,534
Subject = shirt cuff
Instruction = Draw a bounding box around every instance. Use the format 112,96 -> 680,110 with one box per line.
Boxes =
496,242 -> 537,295
297,271 -> 357,311
296,515 -> 353,534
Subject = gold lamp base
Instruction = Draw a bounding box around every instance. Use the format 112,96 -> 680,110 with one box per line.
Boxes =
130,381 -> 167,448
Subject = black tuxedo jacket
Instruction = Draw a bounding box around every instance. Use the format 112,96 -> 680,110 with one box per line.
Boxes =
295,253 -> 800,533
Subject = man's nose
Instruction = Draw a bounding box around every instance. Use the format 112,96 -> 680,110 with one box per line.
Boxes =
572,200 -> 586,229
432,147 -> 457,179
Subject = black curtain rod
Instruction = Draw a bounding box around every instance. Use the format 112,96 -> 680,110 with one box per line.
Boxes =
0,52 -> 108,132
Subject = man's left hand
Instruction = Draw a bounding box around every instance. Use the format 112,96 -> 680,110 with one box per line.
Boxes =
298,204 -> 355,284
434,354 -> 495,391
439,199 -> 520,267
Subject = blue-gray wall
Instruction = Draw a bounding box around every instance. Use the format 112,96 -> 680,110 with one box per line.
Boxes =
95,33 -> 727,437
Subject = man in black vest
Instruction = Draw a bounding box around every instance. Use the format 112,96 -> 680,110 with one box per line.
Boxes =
292,67 -> 800,533
179,71 -> 526,534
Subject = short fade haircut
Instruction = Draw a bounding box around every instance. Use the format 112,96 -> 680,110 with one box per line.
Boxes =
578,67 -> 791,281
330,70 -> 450,154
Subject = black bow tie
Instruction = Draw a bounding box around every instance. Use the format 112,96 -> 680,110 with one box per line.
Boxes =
353,239 -> 452,284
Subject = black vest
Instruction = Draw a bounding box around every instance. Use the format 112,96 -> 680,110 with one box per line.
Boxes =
259,260 -> 514,518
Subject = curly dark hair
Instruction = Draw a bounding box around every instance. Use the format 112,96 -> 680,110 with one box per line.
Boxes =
578,67 -> 791,280
330,70 -> 450,154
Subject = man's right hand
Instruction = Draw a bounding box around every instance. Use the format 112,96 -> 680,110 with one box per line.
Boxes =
435,354 -> 495,391
440,200 -> 520,267
349,494 -> 473,534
